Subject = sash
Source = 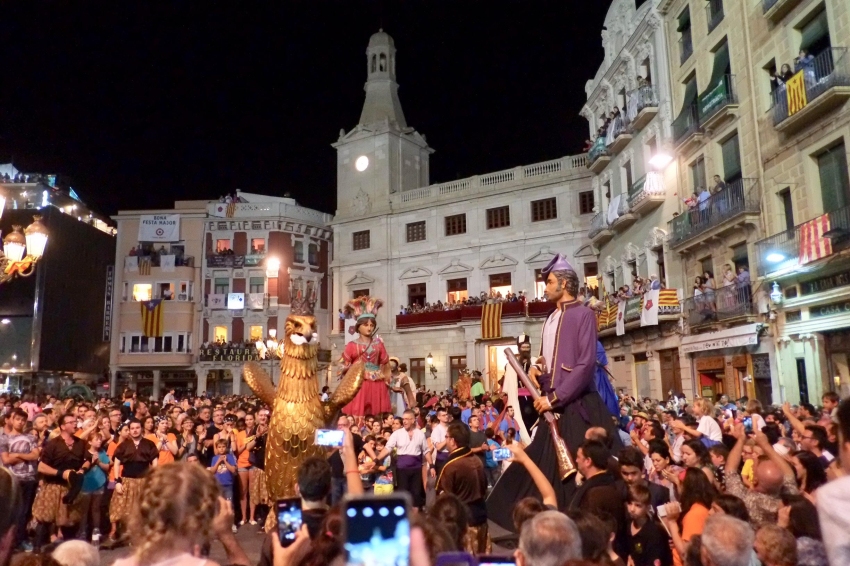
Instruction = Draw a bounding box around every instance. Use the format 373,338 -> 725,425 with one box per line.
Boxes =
397,454 -> 423,470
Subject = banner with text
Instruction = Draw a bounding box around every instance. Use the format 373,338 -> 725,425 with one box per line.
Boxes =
138,215 -> 181,242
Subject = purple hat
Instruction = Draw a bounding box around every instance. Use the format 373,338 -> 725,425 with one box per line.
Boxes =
542,253 -> 575,275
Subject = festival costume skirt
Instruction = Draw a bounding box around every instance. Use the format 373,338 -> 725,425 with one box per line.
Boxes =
343,379 -> 391,416
109,477 -> 145,524
32,483 -> 85,526
250,468 -> 269,505
486,389 -> 623,531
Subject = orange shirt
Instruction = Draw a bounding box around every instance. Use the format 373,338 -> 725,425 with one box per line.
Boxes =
107,440 -> 120,481
234,430 -> 252,469
156,433 -> 177,466
673,503 -> 710,566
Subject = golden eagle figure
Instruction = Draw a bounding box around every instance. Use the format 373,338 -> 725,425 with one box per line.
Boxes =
242,278 -> 364,527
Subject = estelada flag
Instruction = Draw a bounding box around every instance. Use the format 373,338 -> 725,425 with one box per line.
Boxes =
481,302 -> 502,340
141,299 -> 164,337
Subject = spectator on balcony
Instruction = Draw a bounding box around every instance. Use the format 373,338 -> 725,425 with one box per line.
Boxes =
129,246 -> 138,257
737,266 -> 751,287
649,274 -> 662,291
711,175 -> 727,194
722,264 -> 736,287
795,49 -> 815,82
698,186 -> 711,210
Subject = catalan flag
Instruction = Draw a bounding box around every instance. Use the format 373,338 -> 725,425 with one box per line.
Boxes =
140,299 -> 164,337
226,202 -> 237,217
481,302 -> 502,340
785,70 -> 808,117
138,256 -> 152,276
799,213 -> 833,265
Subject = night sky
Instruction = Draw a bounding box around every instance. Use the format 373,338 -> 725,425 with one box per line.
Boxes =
0,1 -> 611,217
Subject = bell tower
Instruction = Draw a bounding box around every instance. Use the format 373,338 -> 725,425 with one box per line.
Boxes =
333,30 -> 433,218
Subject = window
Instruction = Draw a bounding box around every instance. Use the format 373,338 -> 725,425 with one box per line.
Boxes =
352,230 -> 370,250
249,277 -> 265,294
535,268 -> 546,299
214,278 -> 229,294
584,262 -> 599,292
731,242 -> 749,272
308,243 -> 319,265
450,356 -> 467,386
158,282 -> 175,300
486,206 -> 511,229
352,288 -> 370,299
213,326 -> 228,343
700,257 -> 714,278
622,161 -> 634,191
294,241 -> 305,263
690,157 -> 707,192
409,358 -> 425,387
678,7 -> 692,64
799,8 -> 830,58
531,198 -> 557,222
817,143 -> 850,213
721,134 -> 742,183
132,284 -> 152,302
406,221 -> 426,242
779,189 -> 794,232
408,283 -> 426,308
215,239 -> 230,253
250,238 -> 265,254
579,191 -> 595,215
489,273 -> 512,296
445,214 -> 467,236
178,281 -> 191,301
447,278 -> 468,303
122,332 -> 189,353
249,326 -> 264,343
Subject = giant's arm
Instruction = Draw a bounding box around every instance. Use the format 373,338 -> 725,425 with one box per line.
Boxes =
547,309 -> 597,409
325,360 -> 366,422
242,362 -> 277,407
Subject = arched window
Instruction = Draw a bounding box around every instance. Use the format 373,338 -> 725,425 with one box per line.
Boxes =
379,53 -> 387,72
371,55 -> 377,73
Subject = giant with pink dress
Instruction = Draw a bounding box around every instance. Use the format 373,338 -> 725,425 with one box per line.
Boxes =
340,296 -> 392,417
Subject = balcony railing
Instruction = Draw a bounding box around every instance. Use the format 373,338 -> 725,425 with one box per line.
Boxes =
706,0 -> 724,33
672,104 -> 701,145
395,300 -> 551,329
125,254 -> 194,271
628,172 -> 665,207
772,48 -> 850,126
756,203 -> 850,276
588,211 -> 610,239
679,33 -> 693,65
207,254 -> 245,268
684,284 -> 755,328
588,137 -> 610,164
668,178 -> 760,247
698,75 -> 737,123
595,289 -> 683,332
626,85 -> 659,126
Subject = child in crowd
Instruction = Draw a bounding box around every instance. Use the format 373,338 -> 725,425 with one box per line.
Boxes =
80,434 -> 111,542
209,438 -> 238,533
358,435 -> 377,492
626,484 -> 672,566
708,444 -> 729,492
373,438 -> 394,495
483,428 -> 501,489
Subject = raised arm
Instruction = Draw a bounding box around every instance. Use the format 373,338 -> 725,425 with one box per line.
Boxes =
782,402 -> 807,436
753,430 -> 794,479
506,442 -> 557,508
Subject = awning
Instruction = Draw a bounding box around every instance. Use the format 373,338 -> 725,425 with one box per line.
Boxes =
698,42 -> 731,117
673,78 -> 698,129
681,323 -> 761,354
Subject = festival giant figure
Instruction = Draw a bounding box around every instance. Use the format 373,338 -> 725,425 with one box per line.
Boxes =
487,254 -> 622,530
340,296 -> 392,419
243,278 -> 366,528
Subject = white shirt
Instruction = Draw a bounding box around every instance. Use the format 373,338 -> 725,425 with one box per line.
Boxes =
430,423 -> 448,459
541,308 -> 562,371
697,415 -> 723,442
817,474 -> 850,566
386,427 -> 428,457
670,433 -> 685,464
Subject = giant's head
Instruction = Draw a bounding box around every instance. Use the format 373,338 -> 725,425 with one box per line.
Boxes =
284,314 -> 319,360
541,254 -> 579,303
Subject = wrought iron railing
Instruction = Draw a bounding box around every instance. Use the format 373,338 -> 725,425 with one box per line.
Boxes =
589,211 -> 610,239
628,173 -> 665,207
698,75 -> 737,123
672,104 -> 701,145
772,48 -> 850,125
679,33 -> 693,65
706,0 -> 724,33
588,137 -> 609,163
668,178 -> 759,246
756,203 -> 850,276
684,284 -> 755,327
626,85 -> 659,124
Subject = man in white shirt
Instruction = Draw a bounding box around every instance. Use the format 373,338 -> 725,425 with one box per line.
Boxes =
817,399 -> 850,566
429,408 -> 450,479
376,409 -> 431,510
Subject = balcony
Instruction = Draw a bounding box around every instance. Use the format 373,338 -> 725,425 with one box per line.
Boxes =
756,204 -> 850,277
672,104 -> 703,155
772,48 -> 850,134
596,289 -> 683,336
611,194 -> 637,232
124,254 -> 195,273
668,178 -> 760,251
607,117 -> 633,155
698,75 -> 738,131
628,173 -> 665,216
627,85 -> 659,131
207,254 -> 245,268
588,138 -> 611,174
679,33 -> 693,66
589,211 -> 614,246
205,292 -> 264,311
706,0 -> 724,33
684,285 -> 756,330
394,300 -> 551,330
762,0 -> 802,22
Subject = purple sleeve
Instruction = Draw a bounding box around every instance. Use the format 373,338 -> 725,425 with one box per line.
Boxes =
548,309 -> 598,409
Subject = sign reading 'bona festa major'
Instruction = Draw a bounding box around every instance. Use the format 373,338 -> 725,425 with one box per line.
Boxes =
138,214 -> 181,242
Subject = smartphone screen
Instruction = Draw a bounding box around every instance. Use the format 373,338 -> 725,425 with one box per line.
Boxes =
492,448 -> 511,461
478,557 -> 517,566
344,494 -> 410,566
276,498 -> 303,548
315,429 -> 345,447
743,417 -> 753,434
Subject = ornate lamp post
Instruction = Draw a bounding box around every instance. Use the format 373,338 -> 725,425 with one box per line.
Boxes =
0,208 -> 49,285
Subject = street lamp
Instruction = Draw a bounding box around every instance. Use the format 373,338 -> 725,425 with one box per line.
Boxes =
426,353 -> 437,379
0,214 -> 49,285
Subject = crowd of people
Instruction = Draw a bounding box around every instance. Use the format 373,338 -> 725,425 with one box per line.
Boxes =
2,382 -> 850,566
769,49 -> 818,97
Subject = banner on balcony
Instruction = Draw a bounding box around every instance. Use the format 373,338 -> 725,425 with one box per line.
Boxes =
658,289 -> 682,315
641,289 -> 660,327
481,302 -> 503,340
125,256 -> 139,272
212,202 -> 238,218
608,194 -> 622,225
139,256 -> 151,276
344,318 -> 357,344
160,254 -> 176,272
138,215 -> 180,242
616,301 -> 626,336
140,299 -> 164,338
799,213 -> 833,265
786,71 -> 808,117
208,294 -> 226,309
247,293 -> 265,310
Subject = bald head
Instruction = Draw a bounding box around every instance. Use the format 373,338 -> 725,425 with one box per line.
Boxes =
754,459 -> 784,495
585,427 -> 608,442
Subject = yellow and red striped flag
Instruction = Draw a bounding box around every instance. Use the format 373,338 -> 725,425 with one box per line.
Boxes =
226,202 -> 237,217
140,299 -> 164,337
481,302 -> 502,339
799,213 -> 833,265
138,256 -> 151,276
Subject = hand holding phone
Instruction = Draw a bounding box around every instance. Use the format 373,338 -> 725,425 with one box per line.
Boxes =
492,448 -> 511,462
343,494 -> 411,566
315,429 -> 345,448
276,498 -> 303,548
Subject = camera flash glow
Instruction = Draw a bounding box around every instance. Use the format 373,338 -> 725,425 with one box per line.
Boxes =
379,507 -> 389,517
394,506 -> 404,516
363,508 -> 374,518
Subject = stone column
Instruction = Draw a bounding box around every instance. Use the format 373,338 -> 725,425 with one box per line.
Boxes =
152,370 -> 162,401
232,368 -> 241,395
196,369 -> 207,397
110,368 -> 119,395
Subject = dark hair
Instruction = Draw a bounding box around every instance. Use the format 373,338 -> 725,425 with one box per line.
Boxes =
485,428 -> 495,439
513,496 -> 546,532
679,468 -> 716,519
448,406 -> 462,422
296,457 -> 332,502
805,424 -> 828,449
447,422 -> 470,449
617,447 -> 645,470
627,483 -> 651,506
578,440 -> 609,470
298,507 -> 343,566
429,494 -> 469,550
10,408 -> 28,421
708,444 -> 729,460
823,391 -> 839,404
783,494 -> 821,540
762,423 -> 782,445
793,450 -> 828,493
800,402 -> 817,416
550,268 -> 580,298
647,421 -> 665,441
712,493 -> 749,522
683,439 -> 709,467
566,510 -> 608,562
648,440 -> 670,461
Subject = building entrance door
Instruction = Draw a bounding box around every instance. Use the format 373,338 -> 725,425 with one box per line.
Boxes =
659,349 -> 682,396
488,344 -> 518,392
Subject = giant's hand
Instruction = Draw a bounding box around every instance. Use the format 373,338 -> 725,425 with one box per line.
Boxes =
528,365 -> 542,391
533,396 -> 552,414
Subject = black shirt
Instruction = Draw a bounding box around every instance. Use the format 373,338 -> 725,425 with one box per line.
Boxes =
113,438 -> 159,478
40,435 -> 87,485
628,519 -> 673,566
328,434 -> 363,478
468,430 -> 487,467
200,424 -> 221,466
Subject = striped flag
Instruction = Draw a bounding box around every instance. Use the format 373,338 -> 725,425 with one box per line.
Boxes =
140,299 -> 164,337
785,71 -> 808,116
139,256 -> 151,276
226,202 -> 237,217
481,302 -> 502,340
799,213 -> 833,265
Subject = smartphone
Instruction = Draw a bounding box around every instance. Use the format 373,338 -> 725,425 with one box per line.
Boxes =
435,552 -> 477,566
743,416 -> 753,434
315,429 -> 345,447
276,498 -> 303,548
492,448 -> 511,462
478,557 -> 516,566
656,504 -> 668,518
343,493 -> 411,566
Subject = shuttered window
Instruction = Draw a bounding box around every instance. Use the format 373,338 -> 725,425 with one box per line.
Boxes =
721,134 -> 741,183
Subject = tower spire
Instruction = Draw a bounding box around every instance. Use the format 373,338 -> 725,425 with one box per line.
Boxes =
358,29 -> 407,128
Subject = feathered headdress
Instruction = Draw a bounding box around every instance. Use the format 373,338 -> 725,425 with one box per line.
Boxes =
290,276 -> 318,316
346,296 -> 383,322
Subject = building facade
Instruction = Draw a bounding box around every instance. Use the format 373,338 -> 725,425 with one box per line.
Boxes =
330,31 -> 595,392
